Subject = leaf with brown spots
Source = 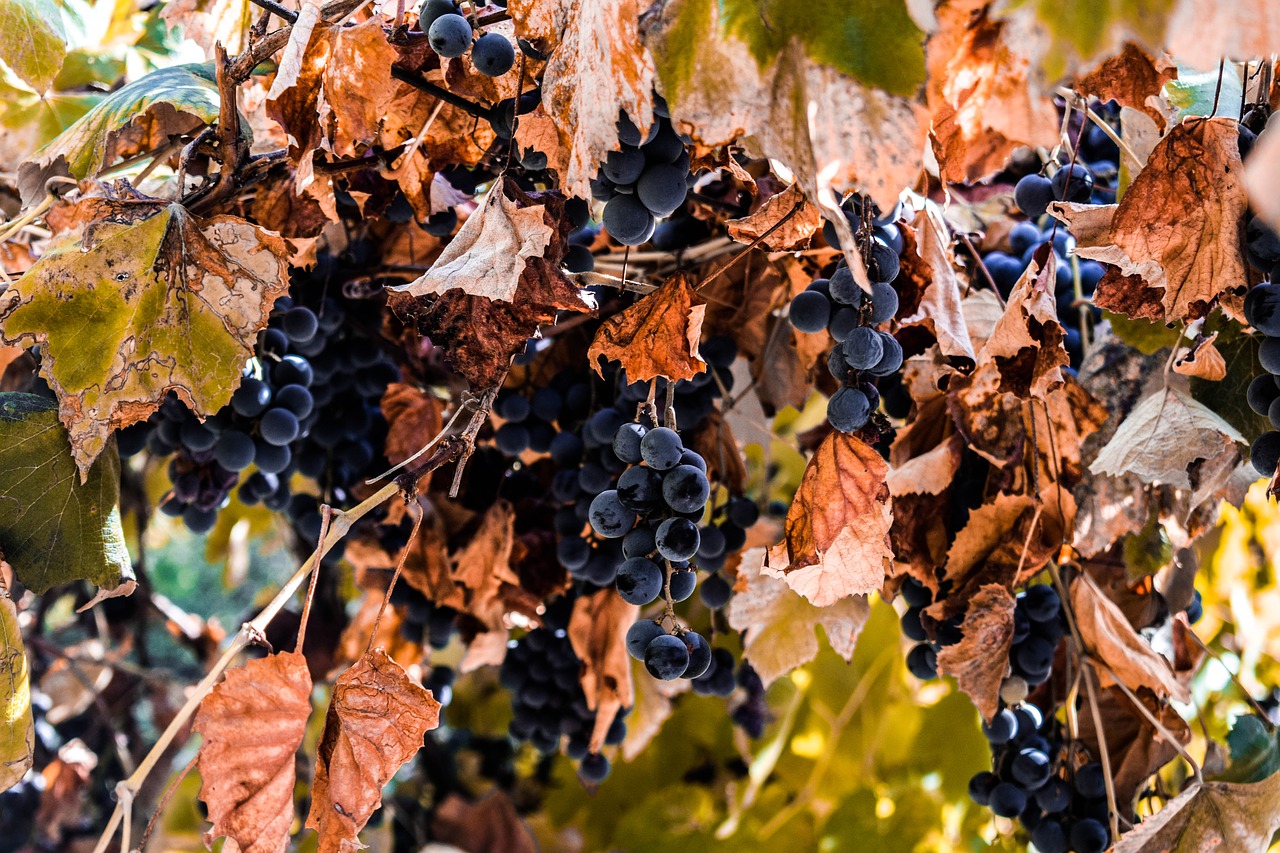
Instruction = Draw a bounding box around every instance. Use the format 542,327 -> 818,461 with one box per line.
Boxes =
306,649 -> 441,853
568,588 -> 636,752
936,585 -> 1016,722
588,272 -> 707,383
725,183 -> 819,251
380,383 -> 444,468
1056,119 -> 1248,323
193,652 -> 313,853
765,432 -> 892,607
1074,42 -> 1177,130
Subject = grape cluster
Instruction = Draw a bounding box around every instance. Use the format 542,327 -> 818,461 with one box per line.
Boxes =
1238,124 -> 1280,478
788,198 -> 904,433
499,600 -> 626,782
419,0 -> 515,75
592,99 -> 692,246
624,618 -> 713,682
968,706 -> 1112,853
694,497 -> 759,610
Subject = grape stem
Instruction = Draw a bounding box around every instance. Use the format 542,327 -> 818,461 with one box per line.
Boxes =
449,382 -> 502,497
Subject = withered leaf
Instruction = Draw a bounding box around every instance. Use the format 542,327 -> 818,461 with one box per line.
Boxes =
452,500 -> 522,671
0,594 -> 33,793
725,183 -> 819,251
0,201 -> 289,476
1071,572 -> 1189,703
380,383 -> 443,468
765,432 -> 892,607
1060,118 -> 1248,323
568,587 -> 636,752
1074,42 -> 1177,130
1090,386 -> 1245,490
306,649 -> 441,853
1172,335 -> 1227,381
687,408 -> 747,495
896,202 -> 976,362
588,272 -> 706,383
1113,772 -> 1280,853
936,584 -> 1016,722
1078,685 -> 1190,813
729,549 -> 870,686
431,792 -> 538,853
194,652 -> 313,853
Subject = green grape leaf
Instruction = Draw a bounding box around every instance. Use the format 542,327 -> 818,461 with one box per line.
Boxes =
16,63 -> 232,205
1218,715 -> 1280,784
0,593 -> 33,792
0,393 -> 131,595
0,0 -> 68,92
1165,61 -> 1244,121
0,199 -> 290,476
1105,311 -> 1179,355
1190,321 -> 1271,445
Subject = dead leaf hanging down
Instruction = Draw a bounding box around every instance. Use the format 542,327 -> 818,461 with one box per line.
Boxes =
1077,684 -> 1190,815
1112,771 -> 1280,853
1090,386 -> 1245,490
896,201 -> 976,362
0,201 -> 289,476
1070,572 -> 1189,703
1172,334 -> 1226,381
306,649 -> 441,853
621,659 -> 687,761
193,652 -> 313,853
568,588 -> 637,752
728,548 -> 870,686
388,184 -> 591,387
1055,118 -> 1248,323
926,4 -> 1060,183
1245,121 -> 1280,240
936,584 -> 1016,722
431,792 -> 538,853
267,0 -> 323,100
380,383 -> 444,469
1074,42 -> 1177,131
451,500 -> 524,671
687,408 -> 748,495
764,432 -> 892,607
509,0 -> 655,198
725,183 -> 819,251
588,272 -> 706,383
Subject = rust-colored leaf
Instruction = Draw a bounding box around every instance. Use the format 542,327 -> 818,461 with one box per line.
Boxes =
1074,42 -> 1177,130
380,383 -> 443,468
687,408 -> 747,495
1172,334 -> 1227,381
896,202 -> 976,362
1071,572 -> 1189,703
306,649 -> 441,853
1059,118 -> 1248,323
588,272 -> 707,383
936,584 -> 1016,722
568,587 -> 637,752
193,652 -> 313,853
431,792 -> 538,853
725,183 -> 819,251
452,500 -> 524,671
765,432 -> 892,607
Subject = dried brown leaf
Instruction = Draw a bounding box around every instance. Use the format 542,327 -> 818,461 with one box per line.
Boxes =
897,203 -> 976,362
568,588 -> 637,752
688,408 -> 747,495
1074,42 -> 1177,130
451,500 -> 522,669
380,383 -> 443,468
431,792 -> 537,853
728,548 -> 870,686
1172,335 -> 1227,381
306,649 -> 441,853
1071,572 -> 1189,703
765,432 -> 892,607
1112,773 -> 1280,853
725,183 -> 819,251
588,272 -> 706,383
1078,685 -> 1190,814
936,584 -> 1016,722
194,652 -> 313,853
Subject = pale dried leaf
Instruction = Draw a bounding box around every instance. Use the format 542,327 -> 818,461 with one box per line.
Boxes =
194,652 -> 313,853
622,659 -> 686,761
568,588 -> 636,752
1113,772 -> 1280,853
897,201 -> 976,361
887,432 -> 963,497
161,0 -> 257,56
588,272 -> 706,383
307,649 -> 441,853
725,183 -> 819,251
1167,0 -> 1280,70
765,432 -> 892,606
936,584 -> 1016,722
729,548 -> 870,686
1172,335 -> 1227,382
266,0 -> 322,100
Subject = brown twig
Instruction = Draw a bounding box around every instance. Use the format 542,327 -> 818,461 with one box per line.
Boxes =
449,383 -> 502,497
367,502 -> 423,652
294,505 -> 334,654
694,199 -> 804,291
391,66 -> 496,122
135,752 -> 199,853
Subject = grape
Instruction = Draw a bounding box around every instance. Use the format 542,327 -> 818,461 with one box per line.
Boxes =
1245,284 -> 1280,336
616,114 -> 644,146
643,124 -> 685,163
1185,589 -> 1203,623
495,422 -> 531,455
1052,163 -> 1095,203
423,208 -> 458,236
968,771 -> 997,806
616,465 -> 663,512
615,557 -> 663,605
428,13 -> 472,58
260,408 -> 300,446
183,505 -> 218,534
640,427 -> 683,470
274,354 -> 313,387
827,387 -> 872,433
656,517 -> 699,561
260,327 -> 289,356
274,384 -> 314,418
1074,762 -> 1107,798
612,422 -> 646,463
668,569 -> 695,601
1253,375 -> 1280,416
697,525 -> 726,559
602,194 -> 655,246
550,431 -> 584,466
214,431 -> 256,470
626,619 -> 665,660
1251,430 -> 1280,477
868,282 -> 899,324
471,31 -> 515,76
728,496 -> 759,528
983,708 -> 1018,744
578,752 -> 611,783
662,464 -> 710,513
1248,217 -> 1280,266
562,243 -> 595,273
588,490 -> 635,538
644,634 -> 690,680
988,782 -> 1027,818
900,607 -> 926,641
1261,337 -> 1280,375
682,631 -> 712,678
700,573 -> 731,608
1036,777 -> 1072,812
983,252 -> 1023,296
1023,584 -> 1060,622
841,326 -> 884,371
636,164 -> 688,216
1031,820 -> 1069,853
1015,636 -> 1055,675
557,537 -> 591,570
1014,173 -> 1054,217
419,0 -> 457,31
868,240 -> 900,284
232,378 -> 272,417
604,146 -> 646,185
828,307 -> 860,341
282,307 -> 318,343
179,420 -> 217,453
868,332 -> 903,376
254,440 -> 291,474
906,643 -> 938,679
828,266 -> 863,306
1009,221 -> 1043,254
1069,819 -> 1109,853
1012,747 -> 1053,790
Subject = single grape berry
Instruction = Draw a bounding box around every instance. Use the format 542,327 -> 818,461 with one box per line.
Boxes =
682,631 -> 712,678
1031,820 -> 1069,853
700,573 -> 732,608
428,13 -> 473,58
1069,819 -> 1109,853
988,782 -> 1027,818
662,464 -> 711,514
1074,762 -> 1107,798
1022,584 -> 1061,622
1012,747 -> 1053,790
626,620 -> 665,660
1014,173 -> 1054,217
471,31 -> 515,76
827,387 -> 872,433
1052,163 -> 1095,203
1251,430 -> 1280,477
644,634 -> 690,680
615,557 -> 663,605
868,240 -> 900,284
841,327 -> 885,371
260,408 -> 300,446
655,517 -> 700,561
868,332 -> 903,376
967,771 -> 997,806
232,378 -> 272,417
983,708 -> 1018,744
789,290 -> 831,333
616,465 -> 663,512
1244,284 -> 1280,336
868,282 -> 899,324
668,569 -> 696,601
603,146 -> 646,185
214,431 -> 256,471
578,752 -> 611,783
905,643 -> 938,679
612,422 -> 647,464
640,427 -> 684,470
589,490 -> 636,539
602,194 -> 655,246
281,306 -> 318,343
828,267 -> 863,306
636,164 -> 688,216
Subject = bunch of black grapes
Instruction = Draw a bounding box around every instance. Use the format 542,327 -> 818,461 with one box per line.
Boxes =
592,99 -> 692,247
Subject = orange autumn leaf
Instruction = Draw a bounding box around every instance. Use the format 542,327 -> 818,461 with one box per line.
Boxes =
936,584 -> 1016,722
725,183 -> 819,251
380,383 -> 444,468
1074,42 -> 1177,130
568,588 -> 637,752
588,272 -> 707,383
765,431 -> 892,607
306,649 -> 441,853
193,652 -> 313,853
